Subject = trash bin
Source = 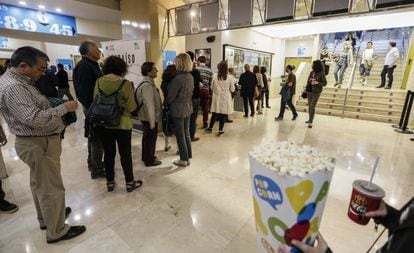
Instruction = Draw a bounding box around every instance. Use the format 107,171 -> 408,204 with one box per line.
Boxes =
249,141 -> 335,253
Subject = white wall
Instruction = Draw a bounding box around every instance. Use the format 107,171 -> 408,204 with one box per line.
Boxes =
0,38 -> 42,58
284,38 -> 315,58
185,31 -> 222,70
44,43 -> 79,67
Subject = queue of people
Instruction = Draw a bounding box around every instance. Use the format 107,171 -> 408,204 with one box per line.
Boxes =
1,42 -> 410,252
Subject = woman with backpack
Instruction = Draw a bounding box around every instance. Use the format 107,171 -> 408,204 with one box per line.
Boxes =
306,60 -> 327,128
94,56 -> 142,192
137,62 -> 163,167
167,53 -> 194,167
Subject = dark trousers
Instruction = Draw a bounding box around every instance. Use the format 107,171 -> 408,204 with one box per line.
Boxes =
96,127 -> 134,183
173,116 -> 192,161
243,96 -> 255,116
278,96 -> 297,118
190,98 -> 200,138
380,65 -> 396,87
0,180 -> 4,202
264,89 -> 270,107
141,121 -> 158,165
58,88 -> 74,100
82,106 -> 104,172
307,92 -> 321,123
200,89 -> 211,126
209,113 -> 226,131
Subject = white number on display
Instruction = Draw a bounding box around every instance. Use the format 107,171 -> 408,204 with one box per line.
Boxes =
23,19 -> 37,32
61,25 -> 73,36
49,24 -> 60,34
4,16 -> 19,29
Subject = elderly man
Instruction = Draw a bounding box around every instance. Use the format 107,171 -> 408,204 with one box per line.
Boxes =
0,46 -> 85,243
238,64 -> 257,117
73,40 -> 105,179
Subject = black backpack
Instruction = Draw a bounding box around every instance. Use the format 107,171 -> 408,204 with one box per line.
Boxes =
130,81 -> 150,117
88,79 -> 126,126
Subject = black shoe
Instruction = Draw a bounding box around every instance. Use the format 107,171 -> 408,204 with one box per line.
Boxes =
191,137 -> 200,142
47,225 -> 86,244
376,85 -> 385,88
218,131 -> 224,136
41,207 -> 72,230
292,115 -> 298,121
145,160 -> 162,167
266,106 -> 271,108
275,117 -> 283,121
308,123 -> 313,128
225,119 -> 233,123
205,128 -> 212,133
243,115 -> 248,118
202,123 -> 208,129
250,114 -> 254,117
0,200 -> 18,214
305,120 -> 311,123
91,169 -> 106,179
385,86 -> 391,89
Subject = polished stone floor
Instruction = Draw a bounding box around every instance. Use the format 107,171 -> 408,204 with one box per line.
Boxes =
0,101 -> 413,253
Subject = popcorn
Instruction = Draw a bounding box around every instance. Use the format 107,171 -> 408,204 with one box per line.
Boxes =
249,140 -> 335,177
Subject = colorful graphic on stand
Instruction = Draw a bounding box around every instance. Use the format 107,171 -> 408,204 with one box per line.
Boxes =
249,156 -> 333,253
0,3 -> 77,36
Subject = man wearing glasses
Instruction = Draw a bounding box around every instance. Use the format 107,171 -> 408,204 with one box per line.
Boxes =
0,47 -> 85,243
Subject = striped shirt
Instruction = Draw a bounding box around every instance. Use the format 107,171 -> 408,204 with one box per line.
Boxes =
196,64 -> 213,88
0,69 -> 68,136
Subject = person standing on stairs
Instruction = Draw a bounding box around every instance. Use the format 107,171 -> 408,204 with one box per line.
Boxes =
333,41 -> 353,87
359,41 -> 376,86
377,42 -> 400,90
320,47 -> 332,76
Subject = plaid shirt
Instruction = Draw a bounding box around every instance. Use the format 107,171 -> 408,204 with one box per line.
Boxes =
0,69 -> 67,136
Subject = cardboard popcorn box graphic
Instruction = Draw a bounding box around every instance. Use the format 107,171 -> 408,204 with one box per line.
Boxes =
249,155 -> 334,253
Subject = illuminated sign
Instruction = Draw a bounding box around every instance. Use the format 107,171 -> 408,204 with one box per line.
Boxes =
0,4 -> 77,36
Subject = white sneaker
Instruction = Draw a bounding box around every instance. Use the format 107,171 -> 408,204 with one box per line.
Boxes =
173,159 -> 189,167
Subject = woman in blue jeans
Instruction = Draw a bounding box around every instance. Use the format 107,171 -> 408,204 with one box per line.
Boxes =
167,53 -> 194,167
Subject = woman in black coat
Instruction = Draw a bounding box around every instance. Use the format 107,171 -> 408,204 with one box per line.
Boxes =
305,60 -> 327,128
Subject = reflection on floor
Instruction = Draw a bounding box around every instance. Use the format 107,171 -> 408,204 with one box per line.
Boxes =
0,103 -> 413,253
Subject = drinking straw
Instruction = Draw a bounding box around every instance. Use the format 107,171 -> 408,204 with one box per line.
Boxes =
369,157 -> 380,187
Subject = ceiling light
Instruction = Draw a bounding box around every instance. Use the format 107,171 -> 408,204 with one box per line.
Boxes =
124,20 -> 131,25
38,5 -> 45,10
18,1 -> 26,5
139,24 -> 147,29
56,8 -> 62,13
190,11 -> 196,17
132,22 -> 138,28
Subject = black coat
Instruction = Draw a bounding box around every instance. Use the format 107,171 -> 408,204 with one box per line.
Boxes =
305,71 -> 327,93
73,57 -> 102,108
190,68 -> 202,99
239,71 -> 257,98
375,198 -> 414,253
36,70 -> 58,97
56,69 -> 69,88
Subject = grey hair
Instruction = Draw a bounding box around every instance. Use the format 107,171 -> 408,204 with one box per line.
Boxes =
79,40 -> 97,55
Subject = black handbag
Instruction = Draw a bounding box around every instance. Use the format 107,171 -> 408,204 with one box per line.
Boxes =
301,90 -> 308,99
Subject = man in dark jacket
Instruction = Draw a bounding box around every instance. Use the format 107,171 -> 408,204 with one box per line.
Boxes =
56,63 -> 74,100
36,69 -> 58,97
73,40 -> 105,179
186,51 -> 202,142
238,64 -> 257,117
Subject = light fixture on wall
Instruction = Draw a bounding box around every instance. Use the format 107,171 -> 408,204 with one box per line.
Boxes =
18,1 -> 26,5
38,5 -> 45,10
56,8 -> 62,13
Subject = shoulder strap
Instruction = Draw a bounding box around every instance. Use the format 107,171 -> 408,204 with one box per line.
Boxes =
98,79 -> 127,97
134,80 -> 151,110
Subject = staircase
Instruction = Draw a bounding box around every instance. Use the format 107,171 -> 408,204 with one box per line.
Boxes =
295,87 -> 406,124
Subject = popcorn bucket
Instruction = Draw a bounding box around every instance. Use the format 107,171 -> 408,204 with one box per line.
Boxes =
249,144 -> 334,253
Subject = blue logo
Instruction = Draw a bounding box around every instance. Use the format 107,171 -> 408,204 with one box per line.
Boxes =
254,175 -> 283,210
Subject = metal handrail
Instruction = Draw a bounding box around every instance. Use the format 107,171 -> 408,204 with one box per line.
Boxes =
341,32 -> 365,117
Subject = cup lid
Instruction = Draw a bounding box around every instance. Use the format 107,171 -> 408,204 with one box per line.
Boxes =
353,180 -> 385,198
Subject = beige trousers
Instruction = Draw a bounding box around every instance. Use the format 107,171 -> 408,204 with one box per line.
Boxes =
15,135 -> 69,240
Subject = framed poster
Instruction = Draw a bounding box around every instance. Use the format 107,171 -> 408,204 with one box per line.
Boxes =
162,50 -> 176,70
195,48 -> 212,68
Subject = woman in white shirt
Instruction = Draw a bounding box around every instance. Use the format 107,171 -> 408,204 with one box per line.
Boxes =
360,41 -> 376,85
205,61 -> 235,136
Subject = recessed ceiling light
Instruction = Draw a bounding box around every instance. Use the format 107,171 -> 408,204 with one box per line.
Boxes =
124,20 -> 131,25
56,8 -> 62,13
18,1 -> 26,5
139,24 -> 147,29
132,22 -> 138,28
38,5 -> 45,10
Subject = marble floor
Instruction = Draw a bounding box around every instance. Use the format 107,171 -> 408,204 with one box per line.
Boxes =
0,101 -> 413,253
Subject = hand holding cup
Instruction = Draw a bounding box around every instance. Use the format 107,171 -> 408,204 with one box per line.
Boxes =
277,232 -> 328,253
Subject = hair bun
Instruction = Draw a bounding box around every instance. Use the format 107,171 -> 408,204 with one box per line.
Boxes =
292,65 -> 296,70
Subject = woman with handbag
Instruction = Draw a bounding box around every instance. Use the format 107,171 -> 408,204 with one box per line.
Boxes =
275,65 -> 298,121
306,60 -> 327,128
